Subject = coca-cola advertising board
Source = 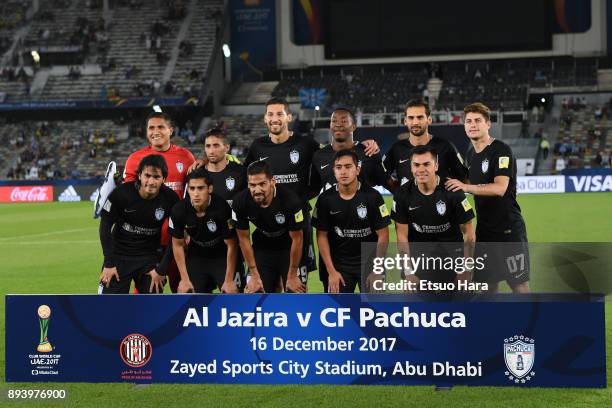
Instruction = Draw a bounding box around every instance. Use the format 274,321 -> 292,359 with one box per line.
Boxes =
0,186 -> 54,203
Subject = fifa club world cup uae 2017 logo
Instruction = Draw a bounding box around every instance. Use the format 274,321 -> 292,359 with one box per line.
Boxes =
37,305 -> 53,353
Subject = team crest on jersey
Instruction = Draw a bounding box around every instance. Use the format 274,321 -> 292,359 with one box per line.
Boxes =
154,207 -> 165,221
436,200 -> 446,216
481,158 -> 489,173
176,161 -> 184,173
504,336 -> 535,383
207,220 -> 217,232
225,176 -> 235,191
289,149 -> 300,164
275,212 -> 286,224
357,204 -> 367,219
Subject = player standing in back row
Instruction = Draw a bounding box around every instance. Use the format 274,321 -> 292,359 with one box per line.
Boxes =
384,99 -> 467,186
445,102 -> 529,293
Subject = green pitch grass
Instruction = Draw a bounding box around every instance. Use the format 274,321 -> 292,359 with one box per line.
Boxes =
1,193 -> 611,407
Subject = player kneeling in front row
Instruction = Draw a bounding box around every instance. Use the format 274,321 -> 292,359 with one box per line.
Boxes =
392,145 -> 475,291
232,160 -> 307,293
313,150 -> 390,293
98,154 -> 179,294
169,168 -> 239,294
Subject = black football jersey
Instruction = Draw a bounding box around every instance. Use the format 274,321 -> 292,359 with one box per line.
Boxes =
312,184 -> 390,272
392,181 -> 474,242
101,182 -> 179,260
168,194 -> 235,258
231,185 -> 305,250
310,141 -> 391,193
206,161 -> 247,207
465,139 -> 524,236
383,135 -> 467,186
244,134 -> 320,204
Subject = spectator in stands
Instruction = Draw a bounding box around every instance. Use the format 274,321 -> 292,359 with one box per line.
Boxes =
27,165 -> 39,180
164,80 -> 175,95
188,132 -> 196,145
540,137 -> 550,160
125,65 -> 140,79
534,128 -> 544,139
68,66 -> 81,80
594,151 -> 603,167
595,106 -> 603,121
89,146 -> 97,158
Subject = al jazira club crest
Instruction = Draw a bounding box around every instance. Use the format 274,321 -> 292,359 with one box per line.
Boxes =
225,176 -> 235,191
436,200 -> 446,216
504,335 -> 535,383
357,204 -> 367,219
207,220 -> 217,232
176,161 -> 184,173
289,149 -> 300,164
275,212 -> 286,224
481,158 -> 489,173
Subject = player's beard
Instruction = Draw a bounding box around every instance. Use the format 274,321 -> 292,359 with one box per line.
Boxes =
207,155 -> 221,164
410,126 -> 427,137
252,191 -> 267,204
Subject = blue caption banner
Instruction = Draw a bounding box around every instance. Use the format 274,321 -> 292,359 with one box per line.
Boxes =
5,294 -> 606,387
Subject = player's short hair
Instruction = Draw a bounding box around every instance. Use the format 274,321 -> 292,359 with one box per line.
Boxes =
137,154 -> 168,178
146,112 -> 173,128
410,145 -> 438,162
405,99 -> 431,117
265,97 -> 290,113
463,102 -> 491,122
332,107 -> 356,124
185,167 -> 212,186
247,160 -> 273,179
204,127 -> 228,144
333,149 -> 359,167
